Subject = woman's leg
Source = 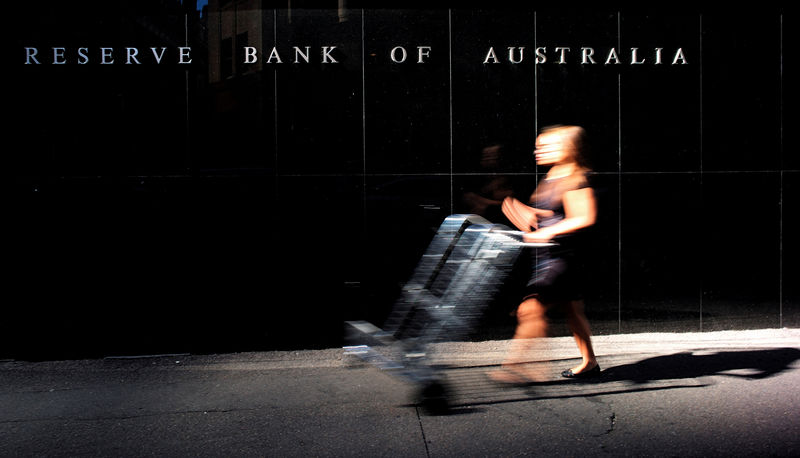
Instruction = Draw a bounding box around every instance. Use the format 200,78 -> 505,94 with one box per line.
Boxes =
489,296 -> 550,383
513,296 -> 549,341
565,299 -> 598,373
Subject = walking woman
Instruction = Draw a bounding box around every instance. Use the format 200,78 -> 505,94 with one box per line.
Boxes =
491,125 -> 600,383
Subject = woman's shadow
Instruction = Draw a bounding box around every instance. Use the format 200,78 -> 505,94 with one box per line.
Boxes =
422,348 -> 800,414
586,347 -> 800,385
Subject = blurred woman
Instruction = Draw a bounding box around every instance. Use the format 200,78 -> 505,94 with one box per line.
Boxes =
491,125 -> 600,383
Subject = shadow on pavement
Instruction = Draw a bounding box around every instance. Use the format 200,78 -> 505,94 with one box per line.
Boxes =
597,347 -> 800,384
430,347 -> 800,414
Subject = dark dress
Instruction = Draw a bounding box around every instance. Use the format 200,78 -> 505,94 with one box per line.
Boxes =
523,173 -> 591,303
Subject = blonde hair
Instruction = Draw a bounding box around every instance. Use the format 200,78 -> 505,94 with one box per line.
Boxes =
539,124 -> 590,170
531,125 -> 592,205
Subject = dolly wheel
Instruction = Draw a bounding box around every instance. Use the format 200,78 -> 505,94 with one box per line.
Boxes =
417,380 -> 450,415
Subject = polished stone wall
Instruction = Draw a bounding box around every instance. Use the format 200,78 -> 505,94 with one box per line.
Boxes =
7,1 -> 795,359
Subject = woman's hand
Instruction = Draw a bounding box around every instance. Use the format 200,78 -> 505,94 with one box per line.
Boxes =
501,197 -> 534,232
502,197 -> 555,231
523,229 -> 554,243
530,208 -> 555,229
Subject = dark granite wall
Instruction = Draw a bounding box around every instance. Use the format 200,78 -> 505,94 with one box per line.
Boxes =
7,2 -> 795,359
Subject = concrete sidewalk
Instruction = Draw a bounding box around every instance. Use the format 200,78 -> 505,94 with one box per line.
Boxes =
2,329 -> 799,457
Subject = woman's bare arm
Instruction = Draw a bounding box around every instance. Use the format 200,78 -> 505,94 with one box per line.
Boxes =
523,187 -> 596,242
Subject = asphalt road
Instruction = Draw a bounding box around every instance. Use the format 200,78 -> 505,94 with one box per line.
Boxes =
2,329 -> 799,457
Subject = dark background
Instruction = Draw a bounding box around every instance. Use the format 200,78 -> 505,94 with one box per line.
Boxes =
6,1 -> 796,360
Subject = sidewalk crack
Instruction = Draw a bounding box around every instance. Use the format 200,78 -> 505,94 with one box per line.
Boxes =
415,406 -> 431,458
593,411 -> 616,437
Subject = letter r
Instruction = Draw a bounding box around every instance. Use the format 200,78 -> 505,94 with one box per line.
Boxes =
25,47 -> 40,64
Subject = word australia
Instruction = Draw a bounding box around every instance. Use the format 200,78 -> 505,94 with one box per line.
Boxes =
484,46 -> 688,65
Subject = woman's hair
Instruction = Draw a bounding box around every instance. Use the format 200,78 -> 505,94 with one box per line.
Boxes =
539,124 -> 590,171
531,125 -> 592,204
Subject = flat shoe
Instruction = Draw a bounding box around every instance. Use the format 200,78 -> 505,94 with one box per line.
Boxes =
561,364 -> 601,379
